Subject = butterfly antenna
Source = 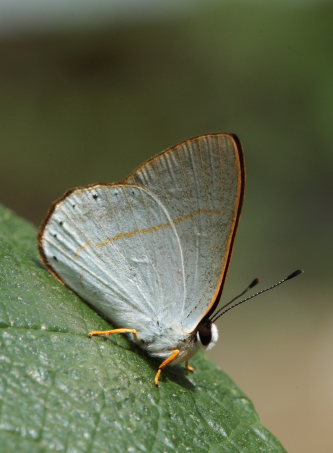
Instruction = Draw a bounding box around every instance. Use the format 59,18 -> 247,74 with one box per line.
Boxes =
210,278 -> 259,323
211,269 -> 303,323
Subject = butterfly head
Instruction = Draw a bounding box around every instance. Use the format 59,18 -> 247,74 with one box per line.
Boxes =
196,319 -> 219,351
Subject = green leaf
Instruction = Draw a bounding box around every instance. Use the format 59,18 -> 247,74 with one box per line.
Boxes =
0,204 -> 286,453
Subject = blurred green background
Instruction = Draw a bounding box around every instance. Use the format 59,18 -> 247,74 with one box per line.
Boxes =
1,1 -> 332,452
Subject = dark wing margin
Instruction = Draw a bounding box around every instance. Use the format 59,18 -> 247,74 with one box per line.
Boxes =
200,133 -> 245,323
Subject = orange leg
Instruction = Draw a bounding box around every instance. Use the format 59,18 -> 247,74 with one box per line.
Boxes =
185,361 -> 195,372
155,349 -> 180,386
88,328 -> 139,341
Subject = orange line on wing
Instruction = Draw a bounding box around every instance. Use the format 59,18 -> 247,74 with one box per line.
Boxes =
75,240 -> 93,255
96,208 -> 220,247
75,208 -> 220,253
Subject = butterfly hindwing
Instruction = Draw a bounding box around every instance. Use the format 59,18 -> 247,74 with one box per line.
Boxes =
39,184 -> 186,333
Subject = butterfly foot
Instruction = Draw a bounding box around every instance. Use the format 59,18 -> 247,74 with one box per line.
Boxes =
154,349 -> 180,386
154,369 -> 162,386
88,328 -> 139,339
185,361 -> 195,373
88,330 -> 112,337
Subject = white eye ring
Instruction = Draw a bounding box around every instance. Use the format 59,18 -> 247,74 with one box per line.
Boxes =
206,323 -> 219,351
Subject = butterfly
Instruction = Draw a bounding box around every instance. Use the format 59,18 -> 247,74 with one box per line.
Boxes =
39,133 -> 244,385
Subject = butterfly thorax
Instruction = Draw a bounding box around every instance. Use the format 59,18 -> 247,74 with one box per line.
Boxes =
135,321 -> 219,364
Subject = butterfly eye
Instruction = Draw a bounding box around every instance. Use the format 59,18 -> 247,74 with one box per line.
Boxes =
197,320 -> 213,346
196,321 -> 219,348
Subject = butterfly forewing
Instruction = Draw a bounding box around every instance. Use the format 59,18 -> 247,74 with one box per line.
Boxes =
126,134 -> 244,331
